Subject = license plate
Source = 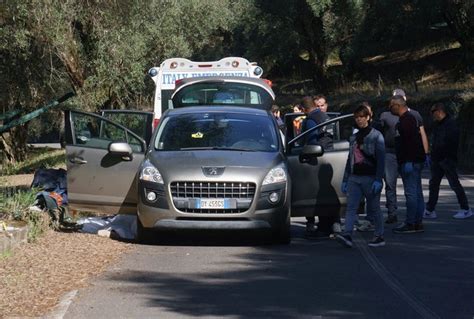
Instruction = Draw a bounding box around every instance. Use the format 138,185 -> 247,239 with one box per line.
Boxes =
198,198 -> 227,209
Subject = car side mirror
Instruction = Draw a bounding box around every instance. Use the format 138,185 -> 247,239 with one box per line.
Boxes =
108,142 -> 133,161
299,144 -> 324,163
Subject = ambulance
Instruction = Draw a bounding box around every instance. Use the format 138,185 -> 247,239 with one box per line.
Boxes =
147,57 -> 264,127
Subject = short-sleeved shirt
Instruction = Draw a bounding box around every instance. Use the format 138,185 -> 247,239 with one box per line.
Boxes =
394,111 -> 425,164
379,108 -> 423,152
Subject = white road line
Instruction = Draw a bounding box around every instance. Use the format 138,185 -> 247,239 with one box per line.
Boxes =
43,290 -> 77,319
354,234 -> 441,319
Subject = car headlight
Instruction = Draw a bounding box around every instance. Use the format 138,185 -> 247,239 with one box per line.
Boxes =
262,165 -> 287,185
139,160 -> 163,184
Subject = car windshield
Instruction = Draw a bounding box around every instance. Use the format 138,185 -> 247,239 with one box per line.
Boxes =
154,112 -> 279,152
172,82 -> 273,109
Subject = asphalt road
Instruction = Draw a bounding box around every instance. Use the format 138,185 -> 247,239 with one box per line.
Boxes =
63,172 -> 474,319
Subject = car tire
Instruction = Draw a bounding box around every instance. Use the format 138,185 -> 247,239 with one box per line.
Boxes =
136,216 -> 155,244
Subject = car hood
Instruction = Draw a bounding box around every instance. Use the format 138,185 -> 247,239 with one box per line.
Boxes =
146,150 -> 285,183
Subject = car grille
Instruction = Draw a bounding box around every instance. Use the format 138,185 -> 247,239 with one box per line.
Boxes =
171,181 -> 256,198
171,181 -> 256,214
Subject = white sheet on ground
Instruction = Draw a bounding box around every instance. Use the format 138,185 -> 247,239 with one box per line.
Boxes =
77,215 -> 137,240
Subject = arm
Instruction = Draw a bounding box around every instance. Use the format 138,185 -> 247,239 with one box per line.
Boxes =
375,133 -> 386,182
419,125 -> 429,154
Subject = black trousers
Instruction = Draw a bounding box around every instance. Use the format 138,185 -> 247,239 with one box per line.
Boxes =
426,159 -> 469,212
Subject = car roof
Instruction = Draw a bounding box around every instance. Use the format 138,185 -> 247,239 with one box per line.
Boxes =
172,76 -> 275,100
164,106 -> 271,117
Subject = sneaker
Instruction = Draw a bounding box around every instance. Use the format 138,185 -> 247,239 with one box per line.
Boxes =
368,236 -> 386,247
385,214 -> 398,224
415,223 -> 424,232
335,234 -> 353,248
332,222 -> 342,234
423,209 -> 437,219
357,221 -> 375,232
453,209 -> 473,219
393,223 -> 418,234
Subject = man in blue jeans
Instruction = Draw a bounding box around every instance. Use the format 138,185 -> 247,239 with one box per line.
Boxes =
389,95 -> 426,233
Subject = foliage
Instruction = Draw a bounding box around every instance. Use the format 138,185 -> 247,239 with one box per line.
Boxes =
0,188 -> 49,242
2,149 -> 65,175
1,0 -> 474,162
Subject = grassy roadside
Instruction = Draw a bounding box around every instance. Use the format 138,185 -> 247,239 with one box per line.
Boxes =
1,148 -> 66,243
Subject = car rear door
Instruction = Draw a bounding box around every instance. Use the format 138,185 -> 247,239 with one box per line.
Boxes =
64,110 -> 147,215
285,113 -> 354,217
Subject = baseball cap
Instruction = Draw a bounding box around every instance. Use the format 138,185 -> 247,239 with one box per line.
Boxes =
392,89 -> 406,97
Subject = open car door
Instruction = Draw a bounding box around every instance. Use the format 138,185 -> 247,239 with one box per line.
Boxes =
100,110 -> 154,145
64,110 -> 148,215
285,113 -> 354,218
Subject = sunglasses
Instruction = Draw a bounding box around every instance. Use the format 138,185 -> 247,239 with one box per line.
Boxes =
431,109 -> 440,114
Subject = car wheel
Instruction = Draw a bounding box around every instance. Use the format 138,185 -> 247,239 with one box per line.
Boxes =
136,216 -> 155,244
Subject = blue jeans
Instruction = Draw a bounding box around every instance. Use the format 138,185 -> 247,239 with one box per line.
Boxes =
343,175 -> 384,237
399,163 -> 424,224
426,159 -> 469,211
384,152 -> 398,216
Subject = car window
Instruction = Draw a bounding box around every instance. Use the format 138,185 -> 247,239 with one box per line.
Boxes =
172,82 -> 272,108
154,112 -> 279,152
286,114 -> 353,154
71,112 -> 144,152
101,112 -> 149,141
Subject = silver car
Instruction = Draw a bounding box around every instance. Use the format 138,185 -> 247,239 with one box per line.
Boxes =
64,77 -> 353,244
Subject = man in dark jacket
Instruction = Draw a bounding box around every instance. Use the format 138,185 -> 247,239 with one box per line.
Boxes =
424,103 -> 472,219
389,95 -> 426,233
300,96 -> 336,238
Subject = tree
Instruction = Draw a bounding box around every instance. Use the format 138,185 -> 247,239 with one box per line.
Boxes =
443,0 -> 474,69
1,0 -> 246,163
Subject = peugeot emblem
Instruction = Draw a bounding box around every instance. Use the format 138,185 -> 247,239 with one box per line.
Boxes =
202,166 -> 225,176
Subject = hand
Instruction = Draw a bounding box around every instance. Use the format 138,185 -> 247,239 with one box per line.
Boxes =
341,182 -> 348,194
371,180 -> 383,194
425,155 -> 431,169
403,162 -> 414,174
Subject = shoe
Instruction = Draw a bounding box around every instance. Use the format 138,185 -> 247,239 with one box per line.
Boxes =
423,209 -> 437,219
393,223 -> 418,234
368,236 -> 386,247
335,234 -> 353,248
453,208 -> 473,219
332,222 -> 342,234
385,214 -> 398,224
415,223 -> 424,232
357,221 -> 375,232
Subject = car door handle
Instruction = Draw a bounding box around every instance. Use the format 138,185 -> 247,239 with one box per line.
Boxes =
70,157 -> 87,164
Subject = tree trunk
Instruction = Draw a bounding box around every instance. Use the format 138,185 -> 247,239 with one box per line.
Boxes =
0,125 -> 29,164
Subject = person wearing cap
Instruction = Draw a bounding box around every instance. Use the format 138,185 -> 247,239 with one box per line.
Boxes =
424,103 -> 472,219
377,89 -> 429,225
389,95 -> 426,233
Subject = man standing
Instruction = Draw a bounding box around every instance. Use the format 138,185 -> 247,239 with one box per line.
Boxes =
389,95 -> 426,233
300,96 -> 335,237
424,103 -> 472,219
378,89 -> 429,224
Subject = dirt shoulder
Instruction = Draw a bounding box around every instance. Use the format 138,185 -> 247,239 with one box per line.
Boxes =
0,230 -> 132,317
1,173 -> 133,318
